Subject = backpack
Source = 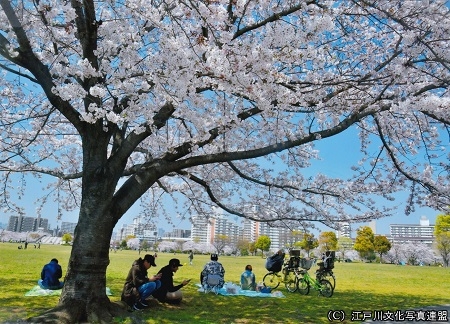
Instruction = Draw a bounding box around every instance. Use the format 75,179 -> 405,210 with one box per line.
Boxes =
121,282 -> 140,307
206,274 -> 222,286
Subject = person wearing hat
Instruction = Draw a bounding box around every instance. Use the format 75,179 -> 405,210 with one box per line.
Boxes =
152,258 -> 190,304
200,253 -> 225,291
121,254 -> 162,310
38,258 -> 64,290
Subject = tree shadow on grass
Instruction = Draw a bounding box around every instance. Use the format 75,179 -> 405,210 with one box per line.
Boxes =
139,289 -> 449,324
2,283 -> 448,324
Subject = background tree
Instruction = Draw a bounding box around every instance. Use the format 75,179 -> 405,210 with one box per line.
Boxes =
336,237 -> 354,261
318,231 -> 338,252
61,233 -> 72,245
386,244 -> 403,264
286,230 -> 304,249
236,239 -> 250,255
141,240 -> 150,252
174,240 -> 185,253
127,238 -> 140,250
157,240 -> 176,253
401,242 -> 436,266
298,233 -> 319,257
212,234 -> 230,254
1,1 -> 449,322
354,226 -> 375,261
248,242 -> 257,256
153,241 -> 160,252
255,235 -> 271,257
119,240 -> 127,250
435,233 -> 450,267
434,214 -> 450,267
435,215 -> 450,235
373,235 -> 392,263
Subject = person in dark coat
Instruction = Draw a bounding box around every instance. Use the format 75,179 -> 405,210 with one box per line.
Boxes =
122,254 -> 162,310
38,258 -> 64,290
152,258 -> 190,304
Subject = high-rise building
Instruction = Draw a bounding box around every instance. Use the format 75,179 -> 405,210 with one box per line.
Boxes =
61,222 -> 77,235
7,215 -> 49,232
191,215 -> 214,244
337,221 -> 351,238
389,216 -> 434,246
369,220 -> 377,234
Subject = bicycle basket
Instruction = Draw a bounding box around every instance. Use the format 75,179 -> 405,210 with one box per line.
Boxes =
299,258 -> 313,270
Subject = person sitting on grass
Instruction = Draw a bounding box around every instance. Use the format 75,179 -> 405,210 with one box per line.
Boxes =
200,253 -> 225,292
38,258 -> 64,290
152,258 -> 190,304
122,254 -> 162,311
240,264 -> 256,291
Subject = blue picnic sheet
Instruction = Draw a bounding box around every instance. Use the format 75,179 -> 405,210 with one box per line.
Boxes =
196,284 -> 285,298
25,285 -> 113,297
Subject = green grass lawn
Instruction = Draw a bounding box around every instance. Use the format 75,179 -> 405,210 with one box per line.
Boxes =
1,243 -> 449,323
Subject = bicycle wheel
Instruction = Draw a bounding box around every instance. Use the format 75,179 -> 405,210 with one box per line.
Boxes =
297,277 -> 310,295
285,271 -> 298,292
327,271 -> 336,289
317,270 -> 336,289
318,279 -> 333,297
263,272 -> 280,289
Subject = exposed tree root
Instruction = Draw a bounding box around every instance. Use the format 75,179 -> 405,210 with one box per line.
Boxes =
25,301 -> 129,324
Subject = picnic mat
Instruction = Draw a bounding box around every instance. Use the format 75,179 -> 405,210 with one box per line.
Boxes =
196,284 -> 285,298
25,286 -> 113,297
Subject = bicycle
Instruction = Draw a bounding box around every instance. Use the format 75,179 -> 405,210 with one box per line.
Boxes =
315,265 -> 336,289
297,258 -> 334,297
316,251 -> 336,288
263,256 -> 301,292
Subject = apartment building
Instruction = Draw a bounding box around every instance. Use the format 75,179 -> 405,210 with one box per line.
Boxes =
7,215 -> 49,232
389,216 -> 435,246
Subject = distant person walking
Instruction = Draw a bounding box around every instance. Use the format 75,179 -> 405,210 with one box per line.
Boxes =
38,258 -> 64,290
188,250 -> 194,265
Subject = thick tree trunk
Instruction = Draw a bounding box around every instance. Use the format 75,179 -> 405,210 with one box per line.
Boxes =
27,196 -> 124,323
25,116 -> 141,322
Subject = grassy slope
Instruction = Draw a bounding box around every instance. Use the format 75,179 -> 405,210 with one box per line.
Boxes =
0,243 -> 448,323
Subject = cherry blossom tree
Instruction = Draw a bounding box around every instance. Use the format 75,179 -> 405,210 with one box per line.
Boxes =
1,0 -> 449,322
386,244 -> 403,264
126,237 -> 140,250
336,237 -> 354,261
400,242 -> 436,265
156,240 -> 177,253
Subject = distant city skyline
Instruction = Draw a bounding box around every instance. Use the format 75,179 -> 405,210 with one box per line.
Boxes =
0,121 -> 446,239
1,206 -> 439,240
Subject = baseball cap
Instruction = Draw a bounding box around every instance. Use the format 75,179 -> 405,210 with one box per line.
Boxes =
143,254 -> 157,267
169,258 -> 183,267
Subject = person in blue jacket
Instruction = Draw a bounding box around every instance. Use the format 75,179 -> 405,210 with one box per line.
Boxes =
38,258 -> 64,290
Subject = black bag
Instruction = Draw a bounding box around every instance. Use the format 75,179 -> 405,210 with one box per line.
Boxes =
121,282 -> 140,307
